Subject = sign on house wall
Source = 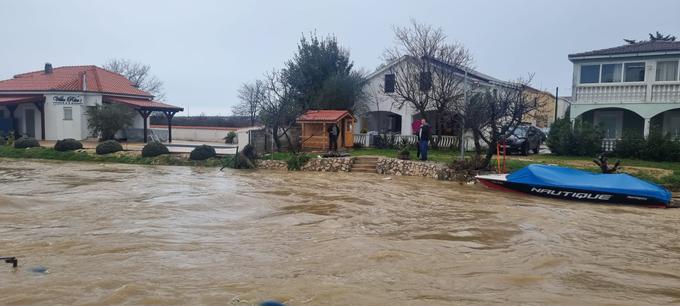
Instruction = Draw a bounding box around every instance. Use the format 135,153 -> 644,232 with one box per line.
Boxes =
51,95 -> 83,105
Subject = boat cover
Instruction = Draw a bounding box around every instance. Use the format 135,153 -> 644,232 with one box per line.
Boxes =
507,164 -> 672,204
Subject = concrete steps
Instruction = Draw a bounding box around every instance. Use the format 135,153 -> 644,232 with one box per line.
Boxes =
351,156 -> 378,173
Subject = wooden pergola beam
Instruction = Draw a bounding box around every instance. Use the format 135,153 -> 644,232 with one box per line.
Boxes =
162,110 -> 177,143
137,109 -> 153,143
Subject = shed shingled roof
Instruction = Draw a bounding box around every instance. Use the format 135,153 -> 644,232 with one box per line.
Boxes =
297,110 -> 354,122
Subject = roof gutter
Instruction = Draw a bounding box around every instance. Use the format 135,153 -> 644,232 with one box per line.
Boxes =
568,50 -> 680,61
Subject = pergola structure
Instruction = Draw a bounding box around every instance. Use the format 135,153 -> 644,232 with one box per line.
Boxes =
103,96 -> 184,143
0,95 -> 46,139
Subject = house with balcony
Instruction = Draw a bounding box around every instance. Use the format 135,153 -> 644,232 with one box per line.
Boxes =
569,40 -> 680,141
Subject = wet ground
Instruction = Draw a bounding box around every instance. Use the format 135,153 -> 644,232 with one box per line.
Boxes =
1,159 -> 680,305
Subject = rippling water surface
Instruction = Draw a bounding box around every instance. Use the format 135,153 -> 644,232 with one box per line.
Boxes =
1,159 -> 680,305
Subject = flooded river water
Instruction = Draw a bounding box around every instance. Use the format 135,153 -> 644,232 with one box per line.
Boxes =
1,160 -> 680,305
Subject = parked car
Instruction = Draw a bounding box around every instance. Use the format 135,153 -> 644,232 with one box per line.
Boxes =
502,124 -> 545,155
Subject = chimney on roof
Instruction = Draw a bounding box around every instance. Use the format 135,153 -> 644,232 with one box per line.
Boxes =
44,63 -> 53,74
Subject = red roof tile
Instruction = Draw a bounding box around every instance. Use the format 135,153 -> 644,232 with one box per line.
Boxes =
0,65 -> 152,97
298,110 -> 354,122
103,96 -> 183,111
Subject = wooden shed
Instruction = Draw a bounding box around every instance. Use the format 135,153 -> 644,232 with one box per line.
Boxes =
297,110 -> 356,151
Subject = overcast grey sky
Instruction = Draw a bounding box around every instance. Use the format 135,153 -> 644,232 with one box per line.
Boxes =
1,0 -> 679,115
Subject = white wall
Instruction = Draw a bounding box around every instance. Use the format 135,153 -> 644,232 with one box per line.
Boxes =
43,93 -> 102,140
356,72 -> 415,135
153,125 -> 236,142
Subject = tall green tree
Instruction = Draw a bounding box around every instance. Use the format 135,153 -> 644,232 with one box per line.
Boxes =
282,32 -> 365,112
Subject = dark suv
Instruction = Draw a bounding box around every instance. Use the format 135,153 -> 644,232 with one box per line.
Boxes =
502,124 -> 545,155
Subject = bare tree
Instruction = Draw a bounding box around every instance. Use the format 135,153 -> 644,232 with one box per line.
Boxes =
383,20 -> 473,138
466,76 -> 544,169
104,59 -> 166,100
233,80 -> 264,126
258,70 -> 301,152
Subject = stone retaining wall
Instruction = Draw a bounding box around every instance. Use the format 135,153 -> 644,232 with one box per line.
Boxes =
255,157 -> 355,172
376,157 -> 473,181
255,156 -> 473,182
301,157 -> 354,172
255,159 -> 288,170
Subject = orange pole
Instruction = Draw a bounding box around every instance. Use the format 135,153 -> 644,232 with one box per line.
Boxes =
496,143 -> 501,173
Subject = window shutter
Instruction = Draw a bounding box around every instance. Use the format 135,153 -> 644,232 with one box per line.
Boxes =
419,72 -> 432,91
384,74 -> 396,93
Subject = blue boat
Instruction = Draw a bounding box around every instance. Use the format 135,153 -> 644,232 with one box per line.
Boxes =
476,164 -> 672,207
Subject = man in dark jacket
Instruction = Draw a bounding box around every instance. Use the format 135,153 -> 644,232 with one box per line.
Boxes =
418,118 -> 431,161
327,123 -> 340,152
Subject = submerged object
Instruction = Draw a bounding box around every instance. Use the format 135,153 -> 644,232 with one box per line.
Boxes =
1,256 -> 17,268
29,266 -> 48,274
260,301 -> 285,306
476,164 -> 672,207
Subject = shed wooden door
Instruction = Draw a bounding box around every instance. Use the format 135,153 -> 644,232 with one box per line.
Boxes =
344,119 -> 353,148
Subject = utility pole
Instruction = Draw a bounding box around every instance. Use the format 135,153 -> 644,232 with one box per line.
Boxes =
460,68 -> 467,160
554,87 -> 559,122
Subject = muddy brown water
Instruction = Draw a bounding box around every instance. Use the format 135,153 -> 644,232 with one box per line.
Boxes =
1,159 -> 680,305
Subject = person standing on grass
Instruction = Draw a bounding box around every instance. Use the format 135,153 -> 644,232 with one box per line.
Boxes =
418,118 -> 431,161
327,123 -> 340,152
412,118 -> 422,158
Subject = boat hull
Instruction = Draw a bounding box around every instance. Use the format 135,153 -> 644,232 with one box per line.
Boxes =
477,176 -> 668,207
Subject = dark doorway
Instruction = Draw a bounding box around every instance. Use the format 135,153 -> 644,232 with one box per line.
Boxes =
25,109 -> 35,138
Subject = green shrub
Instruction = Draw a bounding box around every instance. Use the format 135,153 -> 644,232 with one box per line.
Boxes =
614,130 -> 645,159
190,144 -> 216,160
54,138 -> 83,151
142,141 -> 170,157
224,131 -> 237,144
14,137 -> 40,149
96,140 -> 123,155
0,134 -> 5,146
641,132 -> 680,162
287,153 -> 310,171
86,104 -> 135,141
547,118 -> 603,156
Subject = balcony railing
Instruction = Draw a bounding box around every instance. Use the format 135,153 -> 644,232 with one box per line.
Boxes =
575,84 -> 646,104
651,83 -> 680,102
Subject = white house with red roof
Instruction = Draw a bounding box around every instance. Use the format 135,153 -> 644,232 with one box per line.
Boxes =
0,63 -> 183,142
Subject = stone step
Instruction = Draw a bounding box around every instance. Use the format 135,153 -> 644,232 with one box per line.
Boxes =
351,165 -> 376,170
354,156 -> 379,161
351,168 -> 376,173
354,160 -> 378,165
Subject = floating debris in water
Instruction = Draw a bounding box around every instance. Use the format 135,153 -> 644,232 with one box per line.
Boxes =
260,300 -> 285,306
383,177 -> 392,180
29,266 -> 48,274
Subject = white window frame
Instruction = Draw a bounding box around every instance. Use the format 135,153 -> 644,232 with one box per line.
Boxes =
600,63 -> 623,83
579,64 -> 601,84
623,62 -> 646,83
63,107 -> 73,121
655,60 -> 680,82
